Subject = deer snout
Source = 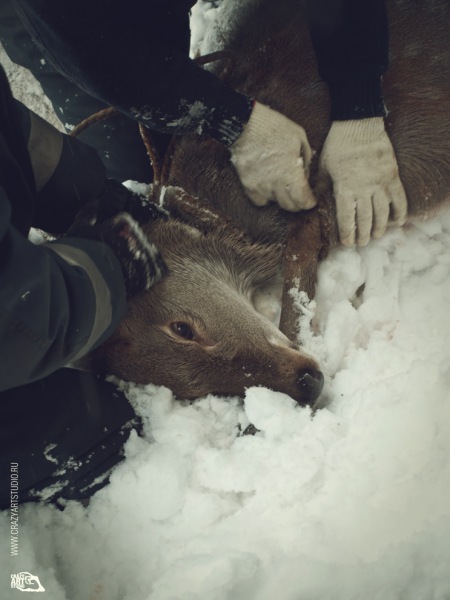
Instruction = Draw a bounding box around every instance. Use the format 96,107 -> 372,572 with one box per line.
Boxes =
296,368 -> 324,406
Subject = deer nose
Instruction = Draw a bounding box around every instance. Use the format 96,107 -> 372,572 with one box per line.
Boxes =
296,368 -> 324,405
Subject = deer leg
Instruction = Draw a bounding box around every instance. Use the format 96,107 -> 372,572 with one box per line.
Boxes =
279,206 -> 329,343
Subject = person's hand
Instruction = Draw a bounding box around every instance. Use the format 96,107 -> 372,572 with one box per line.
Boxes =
91,179 -> 168,224
229,101 -> 317,211
67,203 -> 167,300
318,117 -> 407,246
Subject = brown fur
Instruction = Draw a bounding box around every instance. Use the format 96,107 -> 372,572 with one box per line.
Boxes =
86,0 -> 450,402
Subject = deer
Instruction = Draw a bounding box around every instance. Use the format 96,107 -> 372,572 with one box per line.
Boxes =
83,0 -> 450,406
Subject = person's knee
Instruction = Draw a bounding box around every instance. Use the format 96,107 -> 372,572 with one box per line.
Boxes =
0,369 -> 141,509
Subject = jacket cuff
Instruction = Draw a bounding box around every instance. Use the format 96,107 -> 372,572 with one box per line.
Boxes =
328,77 -> 386,121
46,238 -> 127,358
205,93 -> 254,147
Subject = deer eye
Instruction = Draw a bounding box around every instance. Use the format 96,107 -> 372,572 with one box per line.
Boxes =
170,322 -> 195,341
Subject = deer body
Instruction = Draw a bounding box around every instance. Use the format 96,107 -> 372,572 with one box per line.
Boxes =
86,0 -> 450,404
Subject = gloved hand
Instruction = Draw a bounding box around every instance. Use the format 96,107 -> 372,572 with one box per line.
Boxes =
229,101 -> 317,211
318,117 -> 408,247
67,202 -> 167,300
91,179 -> 168,224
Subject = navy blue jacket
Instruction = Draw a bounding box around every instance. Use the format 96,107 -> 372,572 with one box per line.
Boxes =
13,0 -> 388,143
306,0 -> 388,120
0,65 -> 127,391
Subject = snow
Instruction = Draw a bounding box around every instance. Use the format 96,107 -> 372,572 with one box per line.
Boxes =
2,213 -> 450,599
2,1 -> 450,599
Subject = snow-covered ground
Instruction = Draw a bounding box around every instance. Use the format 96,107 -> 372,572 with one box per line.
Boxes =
2,2 -> 450,599
3,214 -> 450,600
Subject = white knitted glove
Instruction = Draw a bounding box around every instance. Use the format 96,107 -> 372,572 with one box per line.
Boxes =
229,102 -> 316,211
319,117 -> 407,246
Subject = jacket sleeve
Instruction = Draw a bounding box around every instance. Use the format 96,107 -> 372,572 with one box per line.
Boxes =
12,0 -> 253,147
305,0 -> 389,120
14,99 -> 110,234
0,188 -> 127,392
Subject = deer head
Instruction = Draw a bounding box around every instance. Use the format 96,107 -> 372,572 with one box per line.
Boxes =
86,185 -> 324,406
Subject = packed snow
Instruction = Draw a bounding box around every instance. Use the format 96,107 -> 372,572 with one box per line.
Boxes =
2,1 -> 450,599
3,210 -> 450,600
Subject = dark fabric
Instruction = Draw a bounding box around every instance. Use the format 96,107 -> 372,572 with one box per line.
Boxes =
67,210 -> 168,300
305,0 -> 389,120
0,63 -> 36,236
12,0 -> 254,147
0,0 -> 165,182
0,63 -> 127,391
0,65 -> 140,505
0,369 -> 139,508
3,0 -> 387,154
12,99 -> 109,233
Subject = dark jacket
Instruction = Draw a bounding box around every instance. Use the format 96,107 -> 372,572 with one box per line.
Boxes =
12,0 -> 254,146
0,65 -> 127,392
305,0 -> 388,120
12,0 -> 388,145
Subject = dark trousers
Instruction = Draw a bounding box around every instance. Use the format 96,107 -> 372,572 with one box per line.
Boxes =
0,0 -> 170,183
0,369 -> 139,508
